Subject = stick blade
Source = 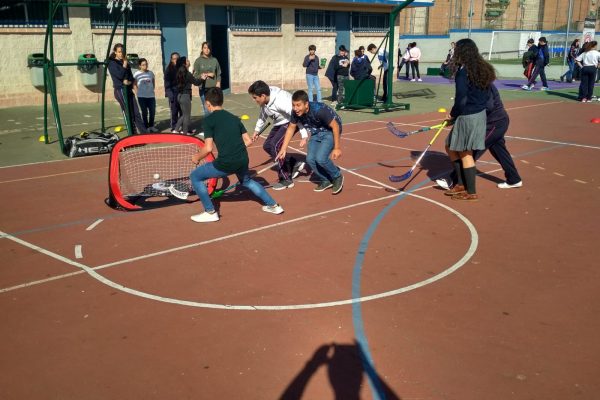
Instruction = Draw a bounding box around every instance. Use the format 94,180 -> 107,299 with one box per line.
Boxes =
389,171 -> 412,182
386,122 -> 408,138
168,184 -> 189,200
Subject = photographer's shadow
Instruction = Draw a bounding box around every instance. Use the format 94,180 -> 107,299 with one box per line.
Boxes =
280,341 -> 401,400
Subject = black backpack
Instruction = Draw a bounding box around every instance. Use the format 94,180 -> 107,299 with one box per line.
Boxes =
64,131 -> 119,158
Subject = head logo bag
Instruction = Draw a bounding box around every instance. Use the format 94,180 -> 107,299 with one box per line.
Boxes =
64,131 -> 119,158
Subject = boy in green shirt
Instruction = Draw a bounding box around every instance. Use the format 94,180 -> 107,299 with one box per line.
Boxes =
189,88 -> 284,223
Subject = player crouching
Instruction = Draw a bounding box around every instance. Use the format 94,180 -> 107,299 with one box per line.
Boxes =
276,90 -> 344,194
189,88 -> 283,222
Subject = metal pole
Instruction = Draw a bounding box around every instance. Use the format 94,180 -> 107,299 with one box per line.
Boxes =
468,0 -> 474,38
562,0 -> 574,71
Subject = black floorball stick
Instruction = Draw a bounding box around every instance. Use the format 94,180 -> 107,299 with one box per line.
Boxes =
389,121 -> 448,183
386,121 -> 444,138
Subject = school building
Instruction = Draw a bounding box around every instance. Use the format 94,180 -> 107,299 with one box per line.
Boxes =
0,0 -> 434,108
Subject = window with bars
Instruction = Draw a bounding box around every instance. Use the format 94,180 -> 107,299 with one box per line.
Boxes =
295,9 -> 335,32
0,0 -> 68,28
352,12 -> 389,33
230,6 -> 281,32
90,0 -> 158,29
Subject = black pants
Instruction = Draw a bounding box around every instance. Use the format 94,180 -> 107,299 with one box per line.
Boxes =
528,63 -> 547,87
578,66 -> 597,100
409,61 -> 420,79
263,123 -> 295,181
114,86 -> 146,134
166,90 -> 182,131
449,118 -> 521,185
381,69 -> 388,102
328,77 -> 339,102
397,59 -> 407,78
137,97 -> 156,128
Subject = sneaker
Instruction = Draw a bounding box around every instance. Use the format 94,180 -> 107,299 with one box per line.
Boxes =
451,192 -> 478,201
497,181 -> 523,189
332,174 -> 344,195
435,178 -> 452,190
292,161 -> 306,179
581,99 -> 588,103
560,76 -> 564,82
190,211 -> 219,223
262,204 -> 284,215
147,126 -> 159,133
171,129 -> 179,133
444,184 -> 466,196
417,78 -> 423,82
521,85 -> 531,91
272,180 -> 294,190
410,79 -> 416,82
541,86 -> 549,91
314,181 -> 333,192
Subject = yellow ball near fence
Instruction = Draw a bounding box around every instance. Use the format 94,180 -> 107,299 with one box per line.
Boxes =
437,108 -> 447,113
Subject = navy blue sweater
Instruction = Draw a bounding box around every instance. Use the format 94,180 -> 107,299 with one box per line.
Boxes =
303,55 -> 320,75
450,66 -> 490,118
107,58 -> 134,89
486,84 -> 508,127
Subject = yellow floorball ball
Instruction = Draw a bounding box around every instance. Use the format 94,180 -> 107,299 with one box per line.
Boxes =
438,108 -> 447,113
240,114 -> 250,120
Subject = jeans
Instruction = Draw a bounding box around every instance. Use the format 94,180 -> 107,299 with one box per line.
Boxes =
561,59 -> 575,81
199,87 -> 210,115
306,130 -> 341,183
137,97 -> 156,128
306,74 -> 322,102
190,162 -> 277,213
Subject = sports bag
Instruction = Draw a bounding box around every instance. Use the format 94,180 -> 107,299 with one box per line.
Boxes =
64,131 -> 119,158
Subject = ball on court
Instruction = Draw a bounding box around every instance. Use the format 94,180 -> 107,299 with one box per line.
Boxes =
241,114 -> 250,120
438,108 -> 447,113
153,173 -> 160,179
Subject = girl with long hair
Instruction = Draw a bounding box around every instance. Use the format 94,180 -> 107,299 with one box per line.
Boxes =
575,41 -> 600,102
192,42 -> 222,115
560,39 -> 580,83
107,43 -> 146,134
443,38 -> 496,201
174,56 -> 202,134
164,52 -> 182,131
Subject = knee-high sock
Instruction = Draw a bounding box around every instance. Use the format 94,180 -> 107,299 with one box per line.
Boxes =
453,159 -> 465,186
463,166 -> 477,194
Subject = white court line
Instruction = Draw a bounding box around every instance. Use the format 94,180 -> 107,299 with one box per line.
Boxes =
74,245 -> 83,259
506,136 -> 600,150
520,160 -> 530,164
86,219 -> 104,231
574,179 -> 588,184
553,172 -> 565,177
0,167 -> 106,185
535,166 -> 546,170
343,137 -> 416,151
357,183 -> 383,189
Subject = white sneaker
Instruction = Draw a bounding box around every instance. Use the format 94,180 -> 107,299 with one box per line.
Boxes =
497,181 -> 523,189
410,79 -> 416,82
435,178 -> 451,190
262,204 -> 284,215
292,161 -> 306,179
521,85 -> 531,90
190,211 -> 219,223
417,78 -> 423,82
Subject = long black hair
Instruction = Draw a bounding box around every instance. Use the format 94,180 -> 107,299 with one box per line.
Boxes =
109,43 -> 123,60
166,52 -> 180,74
175,56 -> 188,91
452,38 -> 496,90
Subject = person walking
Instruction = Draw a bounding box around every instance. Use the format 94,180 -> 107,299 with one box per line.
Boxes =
303,44 -> 322,102
192,42 -> 221,115
575,41 -> 600,102
133,58 -> 158,132
522,37 -> 550,91
164,52 -> 182,132
560,39 -> 580,83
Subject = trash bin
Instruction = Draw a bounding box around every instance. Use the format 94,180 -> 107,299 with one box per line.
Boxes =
27,53 -> 46,87
127,53 -> 139,73
78,53 -> 98,86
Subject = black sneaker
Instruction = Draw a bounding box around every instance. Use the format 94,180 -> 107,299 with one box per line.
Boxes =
332,175 -> 344,195
314,181 -> 333,192
272,180 -> 294,190
292,161 -> 306,179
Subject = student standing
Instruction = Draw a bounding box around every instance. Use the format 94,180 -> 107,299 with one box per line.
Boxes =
397,43 -> 410,79
334,46 -> 350,105
174,56 -> 201,134
367,43 -> 390,102
408,42 -> 422,82
436,84 -> 522,190
193,42 -> 221,115
164,52 -> 182,132
248,80 -> 308,190
276,90 -> 344,195
575,41 -> 600,102
522,37 -> 550,91
303,45 -> 322,102
189,88 -> 284,223
133,58 -> 157,132
107,43 -> 146,134
560,39 -> 580,83
443,38 -> 496,201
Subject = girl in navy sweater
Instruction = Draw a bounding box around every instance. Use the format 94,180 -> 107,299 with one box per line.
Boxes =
443,38 -> 496,201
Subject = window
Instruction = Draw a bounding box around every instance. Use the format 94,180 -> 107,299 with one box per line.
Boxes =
0,0 -> 68,28
295,9 -> 335,32
230,7 -> 281,32
90,0 -> 158,29
352,12 -> 389,33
